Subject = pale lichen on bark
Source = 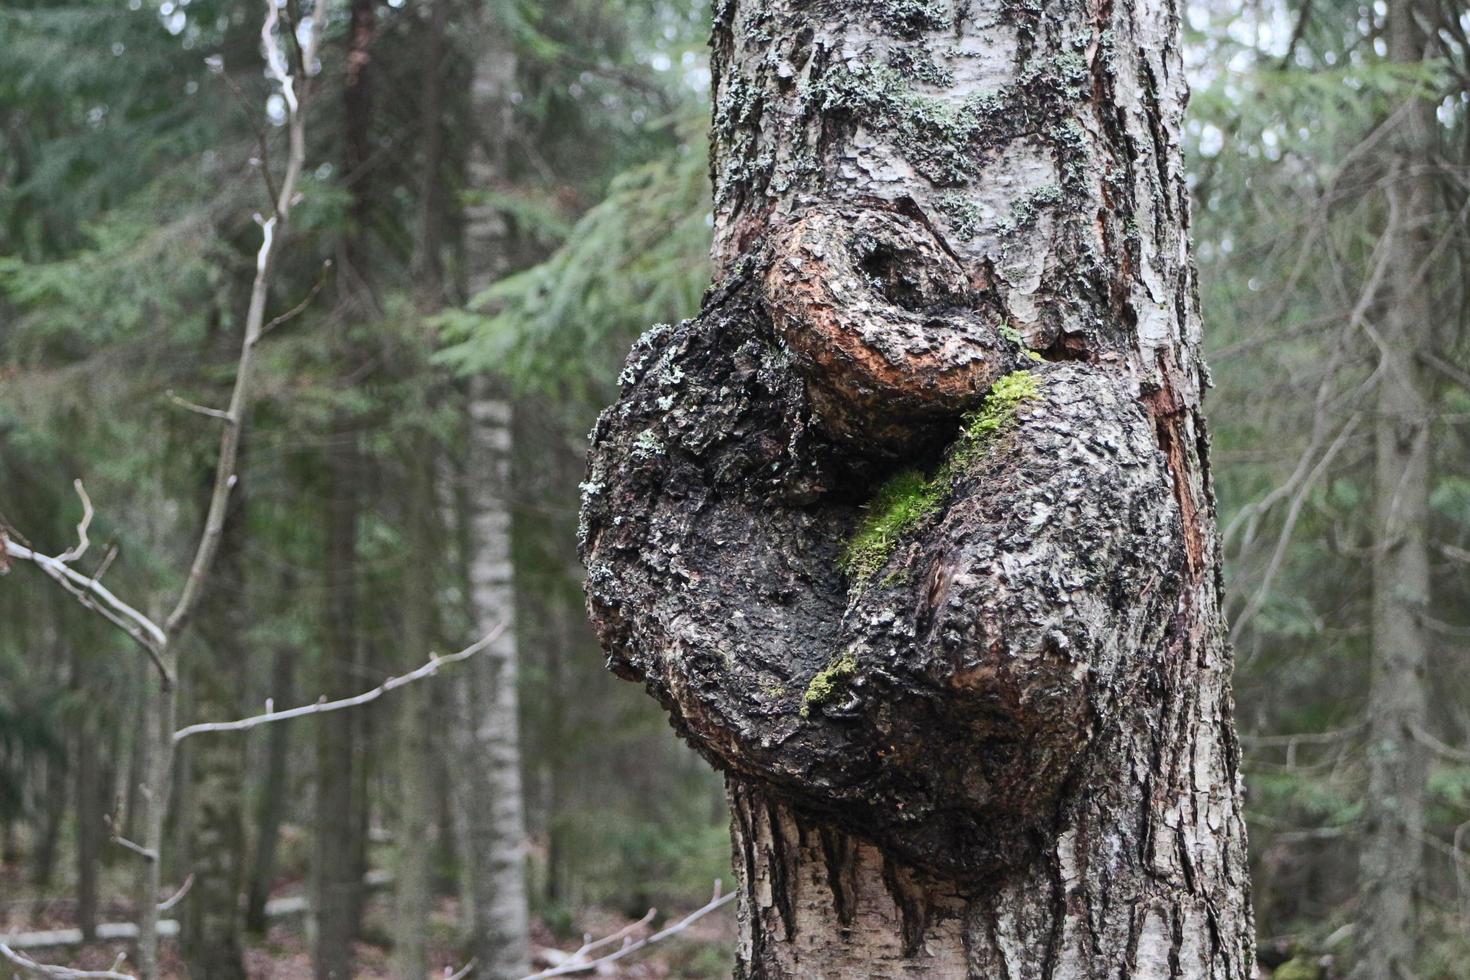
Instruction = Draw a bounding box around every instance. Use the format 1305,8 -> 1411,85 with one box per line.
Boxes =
583,0 -> 1252,976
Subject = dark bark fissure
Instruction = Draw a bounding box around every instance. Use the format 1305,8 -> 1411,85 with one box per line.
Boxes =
583,0 -> 1252,975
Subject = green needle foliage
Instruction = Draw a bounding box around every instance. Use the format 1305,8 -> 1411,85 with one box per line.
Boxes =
435,110 -> 711,404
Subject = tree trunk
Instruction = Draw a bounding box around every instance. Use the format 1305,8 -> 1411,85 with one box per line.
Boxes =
312,435 -> 365,980
31,753 -> 65,888
1354,1 -> 1436,975
134,647 -> 177,980
73,711 -> 100,942
447,10 -> 532,977
581,1 -> 1254,976
313,3 -> 377,975
181,464 -> 249,980
449,377 -> 531,979
392,456 -> 440,980
392,8 -> 452,970
245,643 -> 296,936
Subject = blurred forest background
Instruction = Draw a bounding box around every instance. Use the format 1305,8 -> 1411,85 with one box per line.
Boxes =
0,0 -> 1467,978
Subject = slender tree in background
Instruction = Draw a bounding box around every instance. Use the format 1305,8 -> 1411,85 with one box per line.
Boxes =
391,3 -> 453,973
3,0 -> 727,975
181,461 -> 249,980
583,0 -> 1254,974
244,639 -> 296,936
1,2 -> 331,975
312,2 -> 378,976
1356,0 -> 1437,973
448,6 -> 532,972
71,652 -> 100,944
1188,0 -> 1469,970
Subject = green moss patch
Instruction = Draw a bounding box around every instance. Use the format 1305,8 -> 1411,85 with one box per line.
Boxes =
949,369 -> 1041,466
802,650 -> 859,716
839,469 -> 945,582
839,370 -> 1042,585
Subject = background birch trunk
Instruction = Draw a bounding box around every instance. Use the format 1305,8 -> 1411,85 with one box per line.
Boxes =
446,6 -> 532,974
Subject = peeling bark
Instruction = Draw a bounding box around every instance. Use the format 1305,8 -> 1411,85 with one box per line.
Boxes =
583,0 -> 1252,975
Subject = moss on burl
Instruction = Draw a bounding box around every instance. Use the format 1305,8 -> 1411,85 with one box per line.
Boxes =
839,370 -> 1042,586
801,650 -> 859,716
839,470 -> 945,582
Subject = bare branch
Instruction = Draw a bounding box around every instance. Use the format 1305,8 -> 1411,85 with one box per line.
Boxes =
172,624 -> 505,742
0,943 -> 134,979
156,875 -> 195,913
109,832 -> 159,864
161,0 -> 326,643
1421,350 -> 1470,393
1411,724 -> 1470,765
85,544 -> 120,590
57,480 -> 94,564
443,960 -> 478,980
1242,723 -> 1365,750
1229,413 -> 1362,642
165,390 -> 233,422
520,883 -> 736,980
2,538 -> 170,682
210,57 -> 281,209
263,260 -> 333,334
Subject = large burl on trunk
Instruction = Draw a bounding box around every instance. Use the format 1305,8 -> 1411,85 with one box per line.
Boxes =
581,1 -> 1254,976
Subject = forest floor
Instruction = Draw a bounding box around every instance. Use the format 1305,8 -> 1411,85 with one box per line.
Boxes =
0,864 -> 736,979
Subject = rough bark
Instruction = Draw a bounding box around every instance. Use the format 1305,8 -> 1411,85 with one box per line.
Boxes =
581,1 -> 1253,976
1353,1 -> 1436,975
180,465 -> 249,980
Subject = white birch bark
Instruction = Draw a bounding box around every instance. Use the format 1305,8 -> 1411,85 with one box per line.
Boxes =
446,10 -> 532,975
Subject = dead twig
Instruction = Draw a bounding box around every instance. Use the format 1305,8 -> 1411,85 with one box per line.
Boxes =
263,259 -> 333,334
0,943 -> 134,979
56,480 -> 93,564
156,875 -> 195,914
519,882 -> 736,980
172,624 -> 505,742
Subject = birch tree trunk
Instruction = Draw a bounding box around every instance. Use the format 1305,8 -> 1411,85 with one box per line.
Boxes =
449,379 -> 531,979
1354,1 -> 1436,974
581,1 -> 1255,976
446,10 -> 531,975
